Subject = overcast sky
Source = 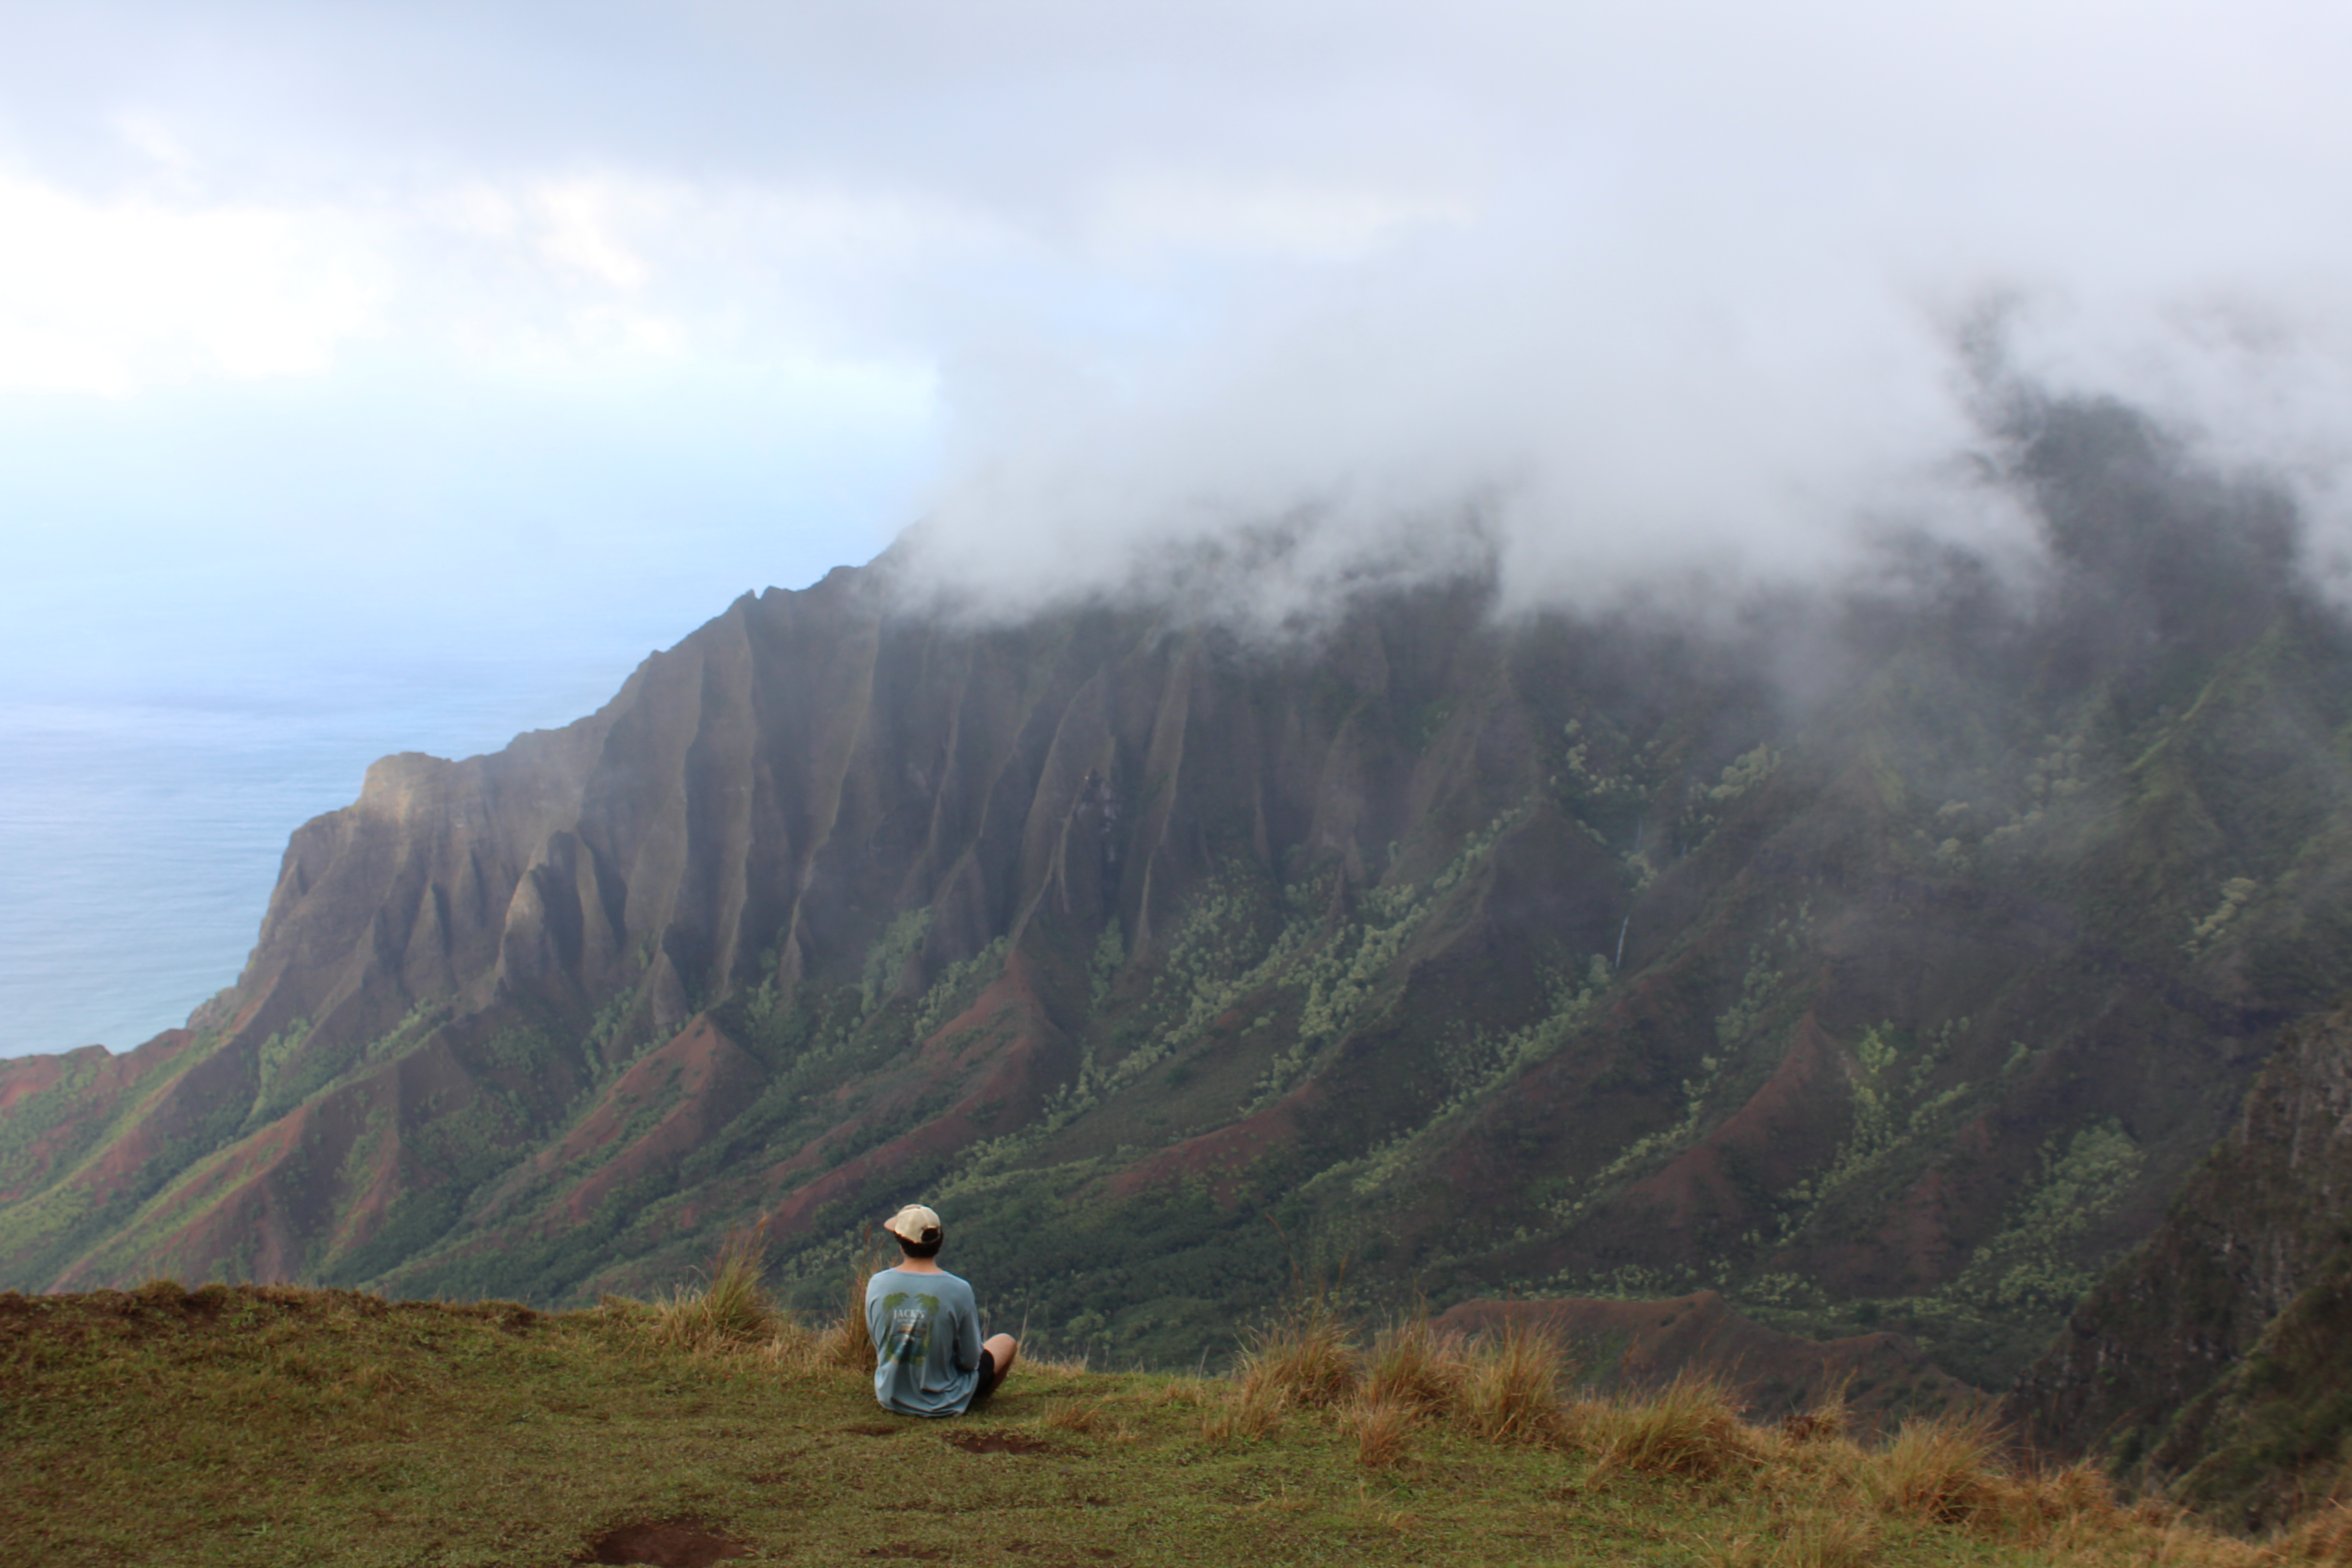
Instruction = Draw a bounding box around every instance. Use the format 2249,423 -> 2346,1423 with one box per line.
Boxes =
9,1 -> 2352,1056
6,0 -> 2352,672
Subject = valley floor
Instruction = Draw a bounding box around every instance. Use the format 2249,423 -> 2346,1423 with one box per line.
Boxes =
0,1282 -> 2328,1567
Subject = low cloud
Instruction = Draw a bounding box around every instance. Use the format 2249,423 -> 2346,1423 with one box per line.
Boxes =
0,172 -> 385,393
4,0 -> 2351,622
898,224 -> 2352,631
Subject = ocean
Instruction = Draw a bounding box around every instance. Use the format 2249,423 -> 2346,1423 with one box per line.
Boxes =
0,342 -> 925,1061
0,649 -> 664,1060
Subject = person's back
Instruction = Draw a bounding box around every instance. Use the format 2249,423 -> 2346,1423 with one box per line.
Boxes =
862,1203 -> 1019,1418
866,1264 -> 983,1416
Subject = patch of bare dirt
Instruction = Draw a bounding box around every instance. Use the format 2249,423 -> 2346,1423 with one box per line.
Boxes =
947,1429 -> 1055,1454
579,1517 -> 751,1567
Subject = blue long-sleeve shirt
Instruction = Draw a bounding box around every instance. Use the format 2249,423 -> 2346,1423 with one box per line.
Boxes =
865,1266 -> 985,1416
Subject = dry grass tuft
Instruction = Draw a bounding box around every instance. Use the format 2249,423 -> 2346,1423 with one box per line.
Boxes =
1234,1286 -> 1356,1411
648,1227 -> 779,1352
701,1227 -> 779,1340
1200,1385 -> 1286,1444
1455,1322 -> 1572,1447
1780,1382 -> 1849,1445
1352,1481 -> 1420,1535
1044,1397 -> 1132,1443
1860,1411 -> 2016,1529
1347,1388 -> 1418,1468
1361,1313 -> 1468,1421
2029,1460 -> 2120,1523
2278,1502 -> 2352,1563
1781,1509 -> 1881,1568
1044,1400 -> 1103,1434
1022,1348 -> 1091,1379
1588,1370 -> 1760,1481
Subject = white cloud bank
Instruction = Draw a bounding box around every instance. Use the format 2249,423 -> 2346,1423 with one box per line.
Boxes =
3,0 -> 2350,619
0,172 -> 383,393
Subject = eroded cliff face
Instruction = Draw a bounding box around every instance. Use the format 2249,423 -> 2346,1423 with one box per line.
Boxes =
2009,1004 -> 2352,1526
5,398 -> 2351,1400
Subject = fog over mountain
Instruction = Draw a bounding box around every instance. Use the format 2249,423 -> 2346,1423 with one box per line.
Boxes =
7,0 -> 2352,629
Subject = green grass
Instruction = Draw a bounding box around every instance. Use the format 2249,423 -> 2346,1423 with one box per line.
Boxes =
0,1280 -> 2302,1568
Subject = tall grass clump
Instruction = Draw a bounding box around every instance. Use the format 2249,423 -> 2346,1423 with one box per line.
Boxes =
1360,1313 -> 1467,1420
1205,1275 -> 1353,1444
1200,1384 -> 1287,1444
1335,1312 -> 1574,1464
1779,1379 -> 1848,1445
649,1226 -> 779,1351
1234,1283 -> 1356,1411
1587,1370 -> 1759,1481
1861,1410 -> 2016,1528
2279,1501 -> 2352,1563
1346,1388 -> 1418,1467
1455,1322 -> 1572,1446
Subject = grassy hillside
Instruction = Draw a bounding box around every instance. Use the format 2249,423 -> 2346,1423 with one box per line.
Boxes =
6,1269 -> 2345,1567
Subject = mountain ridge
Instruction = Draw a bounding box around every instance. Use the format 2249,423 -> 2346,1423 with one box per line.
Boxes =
5,397 -> 2349,1420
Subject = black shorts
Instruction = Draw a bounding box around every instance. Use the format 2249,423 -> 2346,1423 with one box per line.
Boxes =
970,1348 -> 1001,1404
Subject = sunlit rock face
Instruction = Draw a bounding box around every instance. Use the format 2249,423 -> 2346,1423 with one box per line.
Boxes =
6,397 -> 2352,1437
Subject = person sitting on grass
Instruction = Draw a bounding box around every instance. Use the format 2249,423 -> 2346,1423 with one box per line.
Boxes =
864,1203 -> 1019,1418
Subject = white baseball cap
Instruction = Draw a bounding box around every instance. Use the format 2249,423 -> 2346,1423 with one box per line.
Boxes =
883,1204 -> 942,1245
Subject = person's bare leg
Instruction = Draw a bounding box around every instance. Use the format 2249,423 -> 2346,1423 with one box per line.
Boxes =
984,1333 -> 1019,1382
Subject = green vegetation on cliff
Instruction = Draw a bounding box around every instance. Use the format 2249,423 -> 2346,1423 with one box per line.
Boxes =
5,395 -> 2352,1443
2012,1001 -> 2352,1529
